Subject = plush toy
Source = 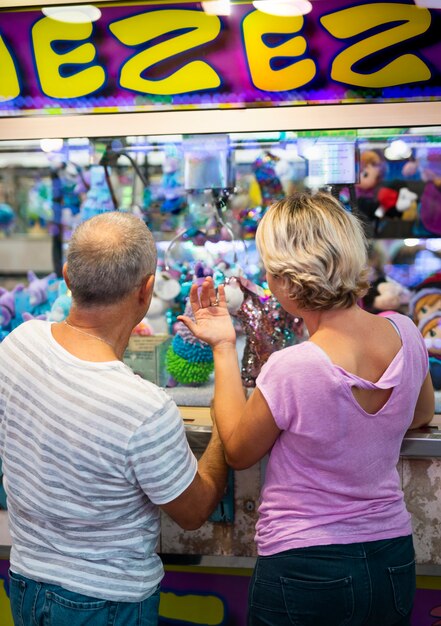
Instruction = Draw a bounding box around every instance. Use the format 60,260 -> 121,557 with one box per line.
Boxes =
409,272 -> 441,325
229,276 -> 305,387
252,152 -> 284,209
0,202 -> 15,233
0,285 -> 22,330
22,312 -> 48,322
418,313 -> 441,390
375,184 -> 418,221
48,280 -> 72,322
362,276 -> 410,314
79,166 -> 115,222
401,157 -> 421,180
419,179 -> 441,236
27,270 -> 57,309
165,264 -> 214,386
27,179 -> 52,227
238,205 -> 265,240
356,150 -> 387,223
160,146 -> 186,214
356,150 -> 385,198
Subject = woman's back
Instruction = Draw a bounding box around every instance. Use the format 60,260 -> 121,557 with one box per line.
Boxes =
255,312 -> 429,557
309,308 -> 403,415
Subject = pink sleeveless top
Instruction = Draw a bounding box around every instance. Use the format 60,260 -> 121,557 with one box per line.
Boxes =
255,313 -> 429,556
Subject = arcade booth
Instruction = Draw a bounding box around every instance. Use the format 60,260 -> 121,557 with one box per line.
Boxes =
1,1 -> 441,624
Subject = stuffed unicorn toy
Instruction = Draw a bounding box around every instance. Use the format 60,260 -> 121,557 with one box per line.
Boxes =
0,285 -> 23,330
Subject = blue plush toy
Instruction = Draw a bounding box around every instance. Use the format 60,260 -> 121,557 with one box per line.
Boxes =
0,202 -> 15,233
48,280 -> 72,322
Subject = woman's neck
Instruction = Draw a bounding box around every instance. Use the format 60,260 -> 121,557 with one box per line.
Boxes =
303,305 -> 365,338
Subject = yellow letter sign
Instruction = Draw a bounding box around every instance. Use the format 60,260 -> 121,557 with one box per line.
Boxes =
242,10 -> 316,92
32,18 -> 105,99
320,3 -> 431,87
109,10 -> 221,95
0,36 -> 20,101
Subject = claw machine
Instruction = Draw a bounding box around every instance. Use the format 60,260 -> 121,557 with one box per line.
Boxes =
1,0 -> 441,624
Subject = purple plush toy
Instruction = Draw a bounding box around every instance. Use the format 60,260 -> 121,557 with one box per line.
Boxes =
27,271 -> 57,308
0,285 -> 23,329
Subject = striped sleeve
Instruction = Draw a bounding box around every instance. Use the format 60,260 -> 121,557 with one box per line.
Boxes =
0,343 -> 8,458
125,396 -> 197,505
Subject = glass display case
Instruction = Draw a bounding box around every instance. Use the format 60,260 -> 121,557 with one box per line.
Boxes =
2,125 -> 441,580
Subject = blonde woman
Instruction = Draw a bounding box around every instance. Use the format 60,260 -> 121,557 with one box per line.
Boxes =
180,192 -> 434,626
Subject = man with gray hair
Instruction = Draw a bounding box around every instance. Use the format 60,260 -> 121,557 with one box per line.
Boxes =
0,212 -> 227,626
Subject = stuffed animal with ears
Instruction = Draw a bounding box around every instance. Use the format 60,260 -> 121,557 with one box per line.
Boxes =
0,285 -> 23,331
47,280 -> 72,322
375,184 -> 418,221
409,272 -> 441,326
27,271 -> 57,309
362,276 -> 410,315
22,312 -> 48,322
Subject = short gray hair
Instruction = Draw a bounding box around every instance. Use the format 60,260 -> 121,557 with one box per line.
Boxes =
256,192 -> 370,310
66,212 -> 157,306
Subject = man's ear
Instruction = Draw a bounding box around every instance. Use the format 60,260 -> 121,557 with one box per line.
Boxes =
139,274 -> 155,305
62,263 -> 71,289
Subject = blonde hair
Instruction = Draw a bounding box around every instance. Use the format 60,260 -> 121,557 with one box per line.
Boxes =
255,192 -> 370,310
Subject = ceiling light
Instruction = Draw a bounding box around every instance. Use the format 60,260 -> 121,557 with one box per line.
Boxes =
42,5 -> 101,23
40,138 -> 64,153
252,0 -> 313,16
384,140 -> 412,161
201,0 -> 231,15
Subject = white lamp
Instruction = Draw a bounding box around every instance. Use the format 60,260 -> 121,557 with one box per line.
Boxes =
252,0 -> 313,16
384,140 -> 412,161
40,138 -> 64,153
42,5 -> 101,23
201,0 -> 231,15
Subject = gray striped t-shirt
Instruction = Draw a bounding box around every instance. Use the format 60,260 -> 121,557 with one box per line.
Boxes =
0,320 -> 197,602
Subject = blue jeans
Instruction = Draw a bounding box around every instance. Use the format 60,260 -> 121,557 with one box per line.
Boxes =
8,570 -> 160,626
248,535 -> 415,626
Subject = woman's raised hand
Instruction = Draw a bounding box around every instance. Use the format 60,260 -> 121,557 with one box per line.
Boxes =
177,277 -> 236,349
